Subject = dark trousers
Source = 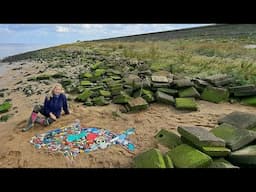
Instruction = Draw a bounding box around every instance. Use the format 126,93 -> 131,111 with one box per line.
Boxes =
33,105 -> 55,125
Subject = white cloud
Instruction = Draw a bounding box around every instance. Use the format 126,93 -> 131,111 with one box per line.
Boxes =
56,26 -> 70,33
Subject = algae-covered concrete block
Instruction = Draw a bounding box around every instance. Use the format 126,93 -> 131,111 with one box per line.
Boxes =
141,89 -> 155,103
164,154 -> 174,168
201,86 -> 229,103
173,79 -> 194,88
178,126 -> 225,147
0,102 -> 12,113
154,129 -> 182,149
218,111 -> 256,130
229,145 -> 256,165
211,123 -> 256,151
178,87 -> 200,98
99,90 -> 111,97
229,84 -> 255,93
75,89 -> 92,102
180,136 -> 230,157
112,92 -> 132,104
241,96 -> 256,106
134,148 -> 166,168
127,97 -> 148,112
175,98 -> 198,111
201,146 -> 231,157
155,91 -> 175,105
208,158 -> 239,168
151,75 -> 169,83
157,88 -> 178,96
167,144 -> 212,168
92,96 -> 109,106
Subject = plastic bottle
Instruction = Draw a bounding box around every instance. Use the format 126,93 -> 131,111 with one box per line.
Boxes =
73,119 -> 81,130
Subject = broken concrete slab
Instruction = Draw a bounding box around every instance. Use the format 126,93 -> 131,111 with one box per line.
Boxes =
152,82 -> 170,88
163,154 -> 174,168
211,123 -> 256,151
127,97 -> 148,112
178,126 -> 225,147
141,89 -> 155,103
133,148 -> 166,168
208,158 -> 239,168
112,92 -> 132,104
154,129 -> 182,149
92,96 -> 109,106
218,111 -> 256,130
155,91 -> 175,105
229,84 -> 255,93
229,145 -> 256,165
75,89 -> 92,102
175,98 -> 198,111
157,88 -> 178,96
151,75 -> 169,83
178,87 -> 200,98
99,90 -> 111,97
201,86 -> 229,103
233,89 -> 256,97
167,144 -> 212,168
241,96 -> 256,106
180,136 -> 230,157
173,79 -> 194,88
206,74 -> 230,81
201,146 -> 231,157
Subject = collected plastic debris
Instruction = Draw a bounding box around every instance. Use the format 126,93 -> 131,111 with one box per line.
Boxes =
30,119 -> 135,158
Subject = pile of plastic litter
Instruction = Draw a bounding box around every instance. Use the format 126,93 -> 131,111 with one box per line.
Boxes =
30,120 -> 135,158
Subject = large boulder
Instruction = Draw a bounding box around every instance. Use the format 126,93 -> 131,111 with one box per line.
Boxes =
154,129 -> 182,149
167,144 -> 212,168
218,111 -> 256,130
133,148 -> 166,168
211,123 -> 256,151
201,86 -> 229,103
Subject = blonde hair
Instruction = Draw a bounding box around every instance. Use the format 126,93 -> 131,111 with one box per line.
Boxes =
46,83 -> 65,99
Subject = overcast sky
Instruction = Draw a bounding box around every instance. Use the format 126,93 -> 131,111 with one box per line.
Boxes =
0,24 -> 213,45
0,24 -> 214,59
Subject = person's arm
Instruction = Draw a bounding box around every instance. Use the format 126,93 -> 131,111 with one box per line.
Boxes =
63,94 -> 70,115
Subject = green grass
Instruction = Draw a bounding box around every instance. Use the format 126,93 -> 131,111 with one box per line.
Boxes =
4,25 -> 256,85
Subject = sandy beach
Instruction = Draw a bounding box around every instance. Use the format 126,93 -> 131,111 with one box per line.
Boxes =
1,61 -> 256,168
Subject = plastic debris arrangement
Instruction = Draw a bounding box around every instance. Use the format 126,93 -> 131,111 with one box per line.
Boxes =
30,120 -> 135,157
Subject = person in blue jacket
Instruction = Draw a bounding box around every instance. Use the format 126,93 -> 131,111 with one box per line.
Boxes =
22,83 -> 70,132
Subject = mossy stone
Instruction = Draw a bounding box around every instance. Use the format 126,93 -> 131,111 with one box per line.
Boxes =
175,98 -> 198,111
201,86 -> 229,103
134,148 -> 166,168
178,87 -> 200,98
167,144 -> 212,168
154,129 -> 182,149
0,102 -> 12,113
